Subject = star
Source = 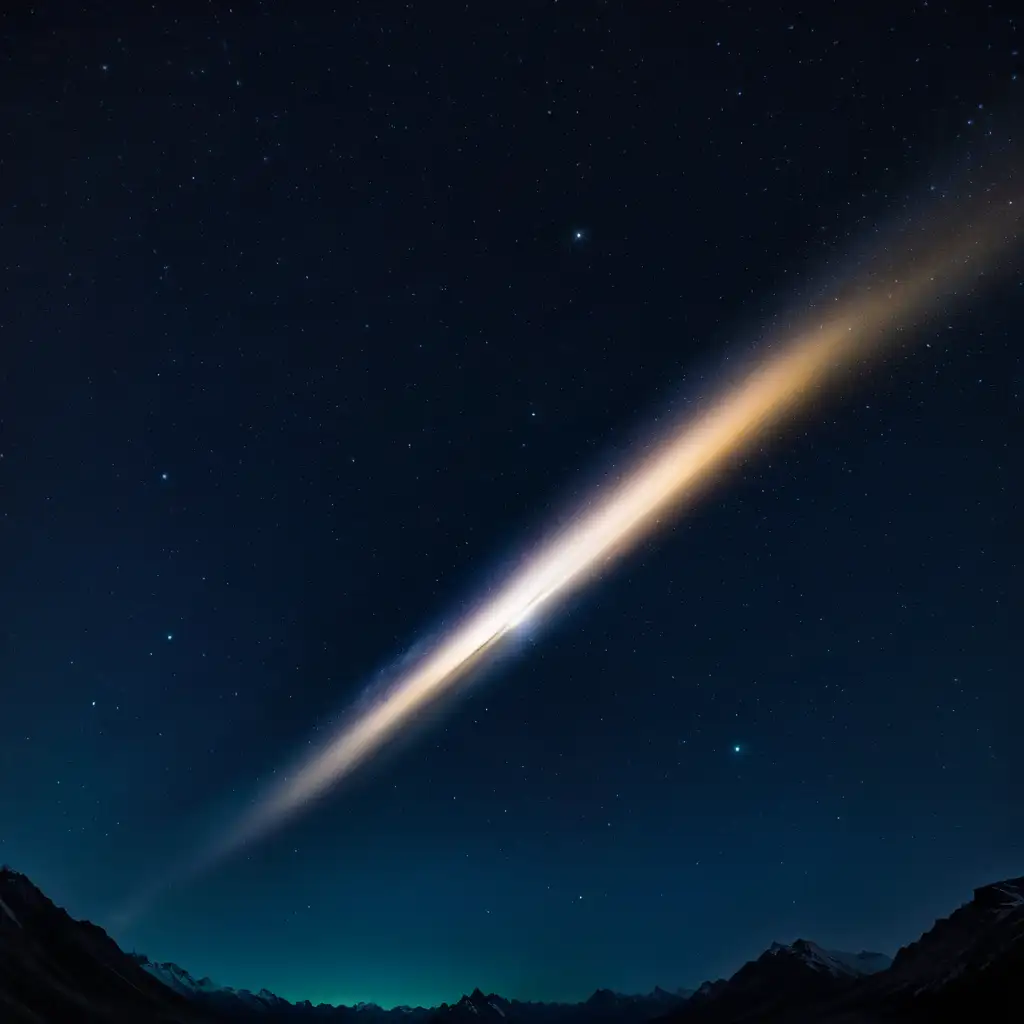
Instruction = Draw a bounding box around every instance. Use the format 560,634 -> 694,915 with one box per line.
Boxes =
160,472 -> 169,481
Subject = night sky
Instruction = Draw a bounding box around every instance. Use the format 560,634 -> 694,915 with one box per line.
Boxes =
2,0 -> 1022,1011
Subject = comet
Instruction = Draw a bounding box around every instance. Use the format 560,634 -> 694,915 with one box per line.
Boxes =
172,170 -> 1021,888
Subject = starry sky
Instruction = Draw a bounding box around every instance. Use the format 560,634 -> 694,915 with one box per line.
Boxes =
2,0 -> 1022,1011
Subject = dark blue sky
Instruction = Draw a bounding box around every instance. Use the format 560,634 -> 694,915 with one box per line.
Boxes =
1,0 -> 1021,1009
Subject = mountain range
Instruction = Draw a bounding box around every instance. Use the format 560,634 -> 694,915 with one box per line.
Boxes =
1,864 -> 1021,1023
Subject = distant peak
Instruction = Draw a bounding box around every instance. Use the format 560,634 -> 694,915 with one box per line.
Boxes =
763,939 -> 891,977
584,988 -> 619,1006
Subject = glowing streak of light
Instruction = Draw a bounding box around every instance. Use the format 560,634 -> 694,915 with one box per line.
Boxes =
193,182 -> 1020,875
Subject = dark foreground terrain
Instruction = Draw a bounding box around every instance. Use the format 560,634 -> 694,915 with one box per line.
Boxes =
1,866 -> 1020,1023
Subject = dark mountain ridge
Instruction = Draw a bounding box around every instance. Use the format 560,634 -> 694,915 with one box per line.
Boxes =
2,865 -> 1022,1024
0,866 -> 204,1023
655,876 -> 1024,1024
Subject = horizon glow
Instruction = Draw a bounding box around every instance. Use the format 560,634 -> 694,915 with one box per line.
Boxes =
162,170 -> 1022,896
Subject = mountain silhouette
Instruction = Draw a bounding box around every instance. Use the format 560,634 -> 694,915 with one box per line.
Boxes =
2,865 -> 1022,1023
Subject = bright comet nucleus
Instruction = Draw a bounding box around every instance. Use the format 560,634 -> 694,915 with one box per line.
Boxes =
174,167 -> 1022,887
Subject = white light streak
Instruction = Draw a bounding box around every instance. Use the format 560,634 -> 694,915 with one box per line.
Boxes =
165,169 -> 1020,894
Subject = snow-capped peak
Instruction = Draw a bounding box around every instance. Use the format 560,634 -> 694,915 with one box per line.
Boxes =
138,957 -> 225,997
768,940 -> 891,978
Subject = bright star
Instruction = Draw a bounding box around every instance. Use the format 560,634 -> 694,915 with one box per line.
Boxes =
733,744 -> 742,754
166,633 -> 173,641
160,472 -> 168,481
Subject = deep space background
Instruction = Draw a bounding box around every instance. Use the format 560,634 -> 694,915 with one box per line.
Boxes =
2,0 -> 1022,1009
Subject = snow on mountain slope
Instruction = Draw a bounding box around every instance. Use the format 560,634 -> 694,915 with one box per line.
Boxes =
0,896 -> 22,928
822,948 -> 891,976
765,939 -> 891,978
133,952 -> 314,1015
136,957 -> 225,998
